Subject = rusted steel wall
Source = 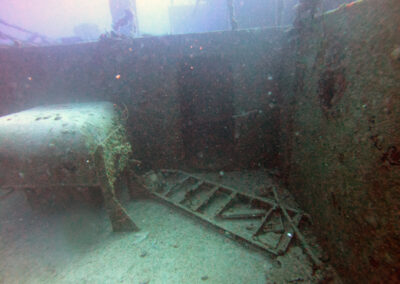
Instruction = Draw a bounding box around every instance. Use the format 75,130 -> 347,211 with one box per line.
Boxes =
278,0 -> 400,282
0,29 -> 284,169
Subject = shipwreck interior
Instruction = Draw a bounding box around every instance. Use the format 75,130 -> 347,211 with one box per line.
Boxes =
0,0 -> 399,283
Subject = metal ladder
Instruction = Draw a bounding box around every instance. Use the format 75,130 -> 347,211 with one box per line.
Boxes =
148,169 -> 304,256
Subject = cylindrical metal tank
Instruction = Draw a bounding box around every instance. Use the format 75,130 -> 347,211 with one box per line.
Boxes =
0,101 -> 138,232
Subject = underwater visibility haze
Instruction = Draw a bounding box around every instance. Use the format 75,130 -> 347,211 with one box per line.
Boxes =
0,0 -> 399,283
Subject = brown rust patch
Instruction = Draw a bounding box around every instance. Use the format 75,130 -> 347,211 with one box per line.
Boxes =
318,68 -> 347,114
382,146 -> 400,166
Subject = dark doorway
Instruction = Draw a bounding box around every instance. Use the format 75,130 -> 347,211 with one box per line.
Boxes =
178,56 -> 234,169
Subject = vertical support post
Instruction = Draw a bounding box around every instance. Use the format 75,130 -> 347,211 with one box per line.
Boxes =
109,0 -> 139,37
94,146 -> 139,232
131,0 -> 139,35
276,0 -> 284,26
227,0 -> 238,30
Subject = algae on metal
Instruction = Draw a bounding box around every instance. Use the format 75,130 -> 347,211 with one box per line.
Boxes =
79,104 -> 133,189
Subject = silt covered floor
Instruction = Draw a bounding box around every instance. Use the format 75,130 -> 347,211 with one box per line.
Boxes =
0,170 -> 337,283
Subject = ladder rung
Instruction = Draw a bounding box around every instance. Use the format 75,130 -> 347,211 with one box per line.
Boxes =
276,213 -> 303,254
192,185 -> 219,211
178,181 -> 204,204
215,192 -> 236,217
253,205 -> 276,237
221,209 -> 266,219
164,176 -> 190,197
263,214 -> 284,233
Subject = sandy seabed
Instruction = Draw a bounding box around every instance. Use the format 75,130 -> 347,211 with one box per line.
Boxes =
0,171 -> 337,284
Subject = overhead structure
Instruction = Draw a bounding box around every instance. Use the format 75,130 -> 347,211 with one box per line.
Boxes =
0,18 -> 50,45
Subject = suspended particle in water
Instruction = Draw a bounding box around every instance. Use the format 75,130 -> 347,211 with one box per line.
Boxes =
390,46 -> 400,62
